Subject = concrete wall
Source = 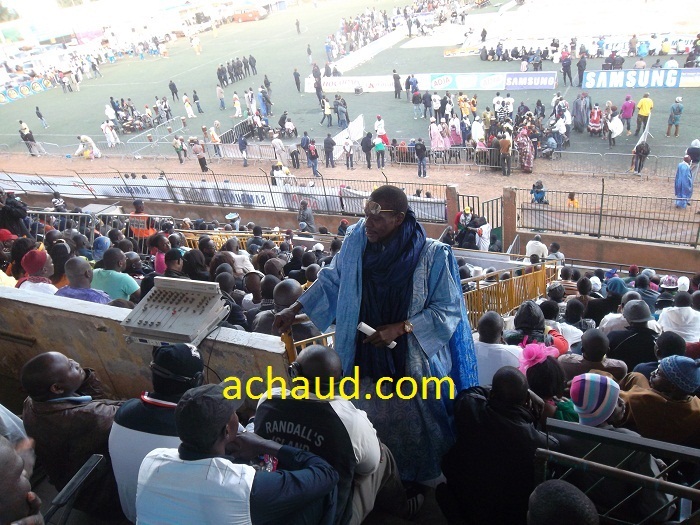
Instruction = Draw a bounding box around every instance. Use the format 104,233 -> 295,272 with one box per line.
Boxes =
514,231 -> 699,275
0,288 -> 288,413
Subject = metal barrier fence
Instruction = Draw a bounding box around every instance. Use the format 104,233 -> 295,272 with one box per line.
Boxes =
482,197 -> 503,230
457,195 -> 503,231
458,195 -> 481,215
6,170 -> 449,223
179,231 -> 285,251
538,150 -> 689,179
24,210 -> 174,255
537,419 -> 700,525
462,263 -> 550,328
517,187 -> 700,246
389,145 -> 522,172
0,125 -> 688,178
220,120 -> 255,143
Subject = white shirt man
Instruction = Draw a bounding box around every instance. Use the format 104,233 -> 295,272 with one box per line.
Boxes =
492,94 -> 503,108
664,58 -> 679,69
474,340 -> 522,386
476,221 -> 492,251
473,312 -> 522,386
658,305 -> 700,343
374,118 -> 386,136
431,93 -> 441,111
551,93 -> 560,109
504,94 -> 515,116
343,138 -> 353,156
525,236 -> 548,259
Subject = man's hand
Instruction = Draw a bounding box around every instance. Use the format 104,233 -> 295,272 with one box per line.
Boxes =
273,303 -> 301,335
363,322 -> 405,348
12,491 -> 44,525
226,432 -> 282,461
15,438 -> 35,479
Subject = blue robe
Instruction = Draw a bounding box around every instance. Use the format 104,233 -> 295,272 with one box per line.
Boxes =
298,220 -> 478,481
675,161 -> 693,208
256,92 -> 267,116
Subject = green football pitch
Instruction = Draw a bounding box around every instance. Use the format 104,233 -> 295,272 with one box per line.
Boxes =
0,0 -> 695,161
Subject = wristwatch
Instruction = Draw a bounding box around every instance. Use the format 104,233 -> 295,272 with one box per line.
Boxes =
404,320 -> 414,334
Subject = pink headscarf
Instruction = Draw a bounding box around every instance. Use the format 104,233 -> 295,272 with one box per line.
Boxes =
519,343 -> 559,374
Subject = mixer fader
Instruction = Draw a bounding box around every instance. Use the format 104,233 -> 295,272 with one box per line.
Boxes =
121,277 -> 230,346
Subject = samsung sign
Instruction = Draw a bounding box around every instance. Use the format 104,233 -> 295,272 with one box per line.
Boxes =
582,69 -> 699,89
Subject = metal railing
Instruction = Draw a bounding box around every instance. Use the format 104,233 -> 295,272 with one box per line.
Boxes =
535,419 -> 700,524
24,210 -> 174,255
179,231 -> 285,251
0,128 -> 689,178
458,195 -> 481,215
389,145 -> 522,171
281,329 -> 336,363
517,187 -> 700,246
462,262 -> 553,327
4,170 -> 449,224
538,150 -> 690,179
482,197 -> 503,230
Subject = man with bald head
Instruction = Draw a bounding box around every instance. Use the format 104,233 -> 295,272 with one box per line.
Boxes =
255,345 -> 416,524
253,279 -> 320,340
214,272 -> 249,329
274,185 -> 478,482
124,250 -> 149,280
558,328 -> 628,381
693,291 -> 700,312
288,251 -> 317,285
245,274 -> 278,328
21,352 -> 124,518
474,311 -> 522,386
55,256 -> 111,304
91,247 -> 141,302
198,236 -> 217,266
43,229 -> 63,251
525,234 -> 548,259
438,367 -> 558,524
303,263 -> 320,289
242,270 -> 263,311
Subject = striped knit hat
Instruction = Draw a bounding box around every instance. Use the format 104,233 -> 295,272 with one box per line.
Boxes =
570,373 -> 620,427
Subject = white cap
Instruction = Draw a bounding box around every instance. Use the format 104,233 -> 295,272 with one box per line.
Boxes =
678,276 -> 690,292
312,243 -> 324,251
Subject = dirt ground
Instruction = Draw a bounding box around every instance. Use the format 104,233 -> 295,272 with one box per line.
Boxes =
2,152 -> 679,202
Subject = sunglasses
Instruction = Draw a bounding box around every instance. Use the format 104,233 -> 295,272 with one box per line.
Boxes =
363,200 -> 397,217
288,361 -> 302,379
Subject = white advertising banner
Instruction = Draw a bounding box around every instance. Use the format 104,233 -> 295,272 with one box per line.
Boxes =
2,172 -> 446,222
1,172 -> 95,198
340,187 -> 446,222
305,73 -> 431,94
